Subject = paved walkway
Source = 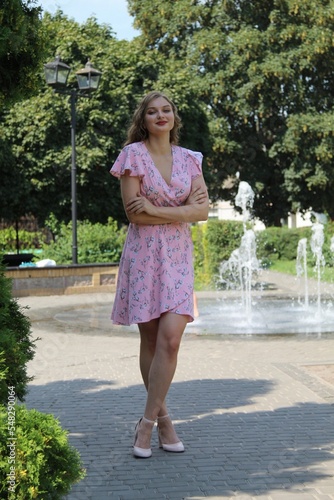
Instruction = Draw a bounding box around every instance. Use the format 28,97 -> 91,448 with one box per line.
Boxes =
20,271 -> 334,500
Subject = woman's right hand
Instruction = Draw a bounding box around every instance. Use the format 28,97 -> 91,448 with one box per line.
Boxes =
127,193 -> 157,216
185,185 -> 207,205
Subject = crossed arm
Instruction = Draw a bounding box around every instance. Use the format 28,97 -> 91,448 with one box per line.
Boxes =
120,171 -> 209,225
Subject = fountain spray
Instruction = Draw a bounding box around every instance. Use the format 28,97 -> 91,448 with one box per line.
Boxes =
310,213 -> 326,317
219,181 -> 259,321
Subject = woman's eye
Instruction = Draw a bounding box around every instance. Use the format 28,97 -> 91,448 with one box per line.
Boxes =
147,108 -> 172,115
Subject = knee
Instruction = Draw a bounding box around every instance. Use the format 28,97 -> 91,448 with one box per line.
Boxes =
157,313 -> 186,358
160,334 -> 181,358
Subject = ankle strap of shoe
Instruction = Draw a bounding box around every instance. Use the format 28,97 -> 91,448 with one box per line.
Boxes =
157,414 -> 170,421
142,416 -> 156,424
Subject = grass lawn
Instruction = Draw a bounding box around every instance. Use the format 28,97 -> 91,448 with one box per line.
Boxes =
269,259 -> 334,283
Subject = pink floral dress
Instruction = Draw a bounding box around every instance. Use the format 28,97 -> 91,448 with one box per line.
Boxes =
110,141 -> 202,326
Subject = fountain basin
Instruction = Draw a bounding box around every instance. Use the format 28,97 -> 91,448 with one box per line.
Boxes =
187,296 -> 334,336
53,291 -> 334,337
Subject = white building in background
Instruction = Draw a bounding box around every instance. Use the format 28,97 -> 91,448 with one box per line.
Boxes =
208,200 -> 265,230
283,211 -> 313,229
209,200 -> 313,230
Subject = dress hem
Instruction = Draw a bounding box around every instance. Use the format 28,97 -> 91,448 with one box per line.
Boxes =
111,310 -> 194,327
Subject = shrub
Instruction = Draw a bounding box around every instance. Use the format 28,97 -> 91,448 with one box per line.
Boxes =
256,223 -> 334,267
192,220 -> 244,288
0,403 -> 85,499
318,221 -> 334,268
256,226 -> 312,263
205,220 -> 245,276
0,269 -> 85,498
0,266 -> 37,404
192,220 -> 334,288
0,227 -> 46,253
191,223 -> 211,288
41,217 -> 127,265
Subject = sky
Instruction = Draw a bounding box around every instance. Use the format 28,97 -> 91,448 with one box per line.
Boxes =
37,0 -> 140,40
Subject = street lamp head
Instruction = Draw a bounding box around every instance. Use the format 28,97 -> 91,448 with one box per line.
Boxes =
44,55 -> 71,89
76,60 -> 102,93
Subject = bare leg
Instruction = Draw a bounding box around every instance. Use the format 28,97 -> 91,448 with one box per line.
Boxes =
134,312 -> 187,450
144,312 -> 187,417
138,318 -> 169,417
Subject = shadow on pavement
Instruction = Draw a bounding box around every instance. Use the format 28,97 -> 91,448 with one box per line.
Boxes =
25,377 -> 334,499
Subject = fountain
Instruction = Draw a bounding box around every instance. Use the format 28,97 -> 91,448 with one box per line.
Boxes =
55,181 -> 334,337
186,183 -> 334,336
296,237 -> 309,308
217,182 -> 259,322
310,216 -> 326,317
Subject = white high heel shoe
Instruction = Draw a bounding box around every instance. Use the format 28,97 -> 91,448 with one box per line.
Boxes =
157,414 -> 185,453
133,416 -> 155,458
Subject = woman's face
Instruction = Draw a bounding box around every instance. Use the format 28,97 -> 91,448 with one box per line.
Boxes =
143,97 -> 175,137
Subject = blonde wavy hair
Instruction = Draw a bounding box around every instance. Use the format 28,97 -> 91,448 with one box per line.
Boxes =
124,91 -> 182,146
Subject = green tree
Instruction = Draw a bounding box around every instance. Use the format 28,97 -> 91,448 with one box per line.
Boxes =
129,0 -> 334,225
1,10 -> 211,227
0,138 -> 32,224
0,0 -> 47,227
0,0 -> 45,107
0,12 -> 156,226
279,112 -> 334,219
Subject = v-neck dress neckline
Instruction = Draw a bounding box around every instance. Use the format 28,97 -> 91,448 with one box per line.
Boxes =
143,141 -> 174,187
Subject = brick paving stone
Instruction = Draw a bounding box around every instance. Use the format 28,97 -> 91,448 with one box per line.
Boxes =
316,487 -> 334,496
270,494 -> 319,500
19,272 -> 334,500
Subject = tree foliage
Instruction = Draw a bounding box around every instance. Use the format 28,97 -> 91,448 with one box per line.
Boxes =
0,9 -> 210,227
0,265 -> 37,403
0,13 -> 153,225
0,0 -> 45,107
129,0 -> 334,224
1,1 -> 334,228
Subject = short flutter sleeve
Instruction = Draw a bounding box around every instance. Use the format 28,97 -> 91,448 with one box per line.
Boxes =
110,143 -> 145,179
186,149 -> 203,180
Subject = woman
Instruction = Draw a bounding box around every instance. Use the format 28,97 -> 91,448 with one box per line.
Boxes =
110,91 -> 209,458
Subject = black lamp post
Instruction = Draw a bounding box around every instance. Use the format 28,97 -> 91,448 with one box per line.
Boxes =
43,56 -> 102,264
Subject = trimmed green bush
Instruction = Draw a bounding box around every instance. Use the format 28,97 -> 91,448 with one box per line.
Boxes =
0,227 -> 45,253
256,223 -> 334,268
191,219 -> 334,287
205,219 -> 245,276
0,403 -> 85,499
41,217 -> 127,265
0,266 -> 37,404
191,223 -> 211,288
0,268 -> 85,498
192,220 -> 244,288
256,226 -> 312,263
